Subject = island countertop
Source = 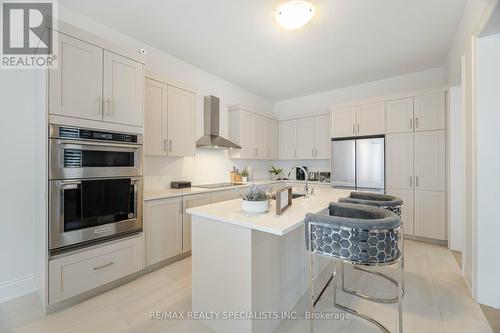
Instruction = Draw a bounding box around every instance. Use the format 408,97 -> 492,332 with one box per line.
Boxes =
186,187 -> 352,236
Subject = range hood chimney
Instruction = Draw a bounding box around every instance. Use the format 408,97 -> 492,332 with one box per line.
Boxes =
196,96 -> 241,150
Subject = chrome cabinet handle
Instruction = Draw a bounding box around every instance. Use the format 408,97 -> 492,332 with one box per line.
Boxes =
93,262 -> 114,270
415,176 -> 419,187
294,150 -> 297,158
409,176 -> 412,187
168,139 -> 172,152
163,139 -> 167,151
415,117 -> 419,129
357,123 -> 360,134
352,124 -> 355,135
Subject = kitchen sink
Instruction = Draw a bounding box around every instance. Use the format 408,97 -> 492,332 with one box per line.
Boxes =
292,193 -> 306,199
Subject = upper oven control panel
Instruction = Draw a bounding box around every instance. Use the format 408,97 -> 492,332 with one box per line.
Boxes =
50,125 -> 143,144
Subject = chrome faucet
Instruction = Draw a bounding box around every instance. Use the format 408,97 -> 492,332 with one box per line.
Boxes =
287,166 -> 310,197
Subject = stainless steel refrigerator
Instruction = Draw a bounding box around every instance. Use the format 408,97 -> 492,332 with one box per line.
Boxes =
331,136 -> 385,190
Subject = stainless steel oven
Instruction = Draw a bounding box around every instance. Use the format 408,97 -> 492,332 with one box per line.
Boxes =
49,125 -> 142,180
49,125 -> 143,254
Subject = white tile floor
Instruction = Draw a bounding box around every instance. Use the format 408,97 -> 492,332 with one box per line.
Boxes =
0,240 -> 493,333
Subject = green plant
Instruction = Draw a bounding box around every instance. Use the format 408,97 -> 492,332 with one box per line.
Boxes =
268,166 -> 284,176
242,185 -> 271,201
241,169 -> 249,177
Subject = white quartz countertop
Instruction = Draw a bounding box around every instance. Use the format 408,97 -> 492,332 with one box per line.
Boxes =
144,179 -> 331,201
186,187 -> 351,236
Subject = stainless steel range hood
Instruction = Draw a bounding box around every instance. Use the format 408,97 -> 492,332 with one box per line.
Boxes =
196,96 -> 241,150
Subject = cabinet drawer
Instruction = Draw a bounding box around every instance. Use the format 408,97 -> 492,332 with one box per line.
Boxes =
49,235 -> 143,304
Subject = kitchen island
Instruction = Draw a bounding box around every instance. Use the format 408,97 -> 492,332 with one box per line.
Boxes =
187,187 -> 351,333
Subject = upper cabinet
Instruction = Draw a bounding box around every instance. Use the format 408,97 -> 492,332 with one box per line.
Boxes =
279,119 -> 298,159
49,34 -> 103,121
331,107 -> 356,138
314,114 -> 331,159
49,32 -> 144,128
103,51 -> 144,127
386,98 -> 414,134
331,103 -> 384,138
229,108 -> 278,160
356,103 -> 385,136
297,117 -> 316,159
414,93 -> 445,132
144,76 -> 196,157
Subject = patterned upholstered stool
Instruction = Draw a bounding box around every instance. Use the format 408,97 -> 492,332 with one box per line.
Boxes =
305,202 -> 403,333
339,192 -> 405,304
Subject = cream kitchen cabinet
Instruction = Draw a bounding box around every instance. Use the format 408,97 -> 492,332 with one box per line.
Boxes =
414,190 -> 446,240
331,103 -> 384,137
386,188 -> 414,235
297,117 -> 316,159
356,103 -> 385,136
414,130 -> 446,191
49,34 -> 103,121
144,76 -> 196,157
144,197 -> 183,266
386,133 -> 414,189
103,51 -> 144,127
182,193 -> 211,253
386,98 -> 414,134
279,119 -> 298,159
331,107 -> 356,138
49,33 -> 144,127
229,108 -> 278,160
314,114 -> 331,159
167,86 -> 196,156
211,188 -> 245,203
414,93 -> 445,132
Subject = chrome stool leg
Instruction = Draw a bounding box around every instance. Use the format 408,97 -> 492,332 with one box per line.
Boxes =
309,251 -> 315,333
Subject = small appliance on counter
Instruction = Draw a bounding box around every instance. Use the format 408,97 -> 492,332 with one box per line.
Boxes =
296,166 -> 308,180
171,181 -> 192,189
308,171 -> 320,181
319,172 -> 331,183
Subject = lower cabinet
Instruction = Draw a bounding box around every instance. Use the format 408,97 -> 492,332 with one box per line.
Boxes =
145,197 -> 183,266
182,193 -> 212,252
386,188 -> 414,236
414,190 -> 446,240
48,235 -> 143,305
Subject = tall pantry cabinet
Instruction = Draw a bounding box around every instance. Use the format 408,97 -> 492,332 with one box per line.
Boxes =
385,92 -> 447,241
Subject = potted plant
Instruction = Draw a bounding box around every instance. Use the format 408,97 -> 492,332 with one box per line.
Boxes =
241,169 -> 249,182
241,185 -> 271,213
269,166 -> 284,180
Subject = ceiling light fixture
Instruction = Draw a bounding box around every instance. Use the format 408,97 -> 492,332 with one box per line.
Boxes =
275,1 -> 315,30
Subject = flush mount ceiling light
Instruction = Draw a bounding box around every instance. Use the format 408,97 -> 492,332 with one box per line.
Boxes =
275,1 -> 315,30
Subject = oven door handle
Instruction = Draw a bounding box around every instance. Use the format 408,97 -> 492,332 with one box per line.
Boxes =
57,139 -> 142,150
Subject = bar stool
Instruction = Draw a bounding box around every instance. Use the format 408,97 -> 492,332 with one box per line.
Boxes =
305,202 -> 403,333
339,192 -> 404,304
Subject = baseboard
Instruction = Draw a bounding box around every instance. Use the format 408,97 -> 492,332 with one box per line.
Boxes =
404,234 -> 448,246
0,274 -> 37,304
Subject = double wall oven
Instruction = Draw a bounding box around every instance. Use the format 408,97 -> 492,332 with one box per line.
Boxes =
49,125 -> 143,254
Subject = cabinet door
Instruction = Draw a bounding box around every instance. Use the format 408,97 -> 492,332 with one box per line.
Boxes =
414,190 -> 446,240
167,86 -> 196,156
414,131 -> 445,191
297,117 -> 316,159
386,98 -> 414,134
331,107 -> 356,138
279,120 -> 298,159
145,197 -> 183,266
182,193 -> 211,252
385,188 -> 414,235
49,33 -> 103,120
356,102 -> 385,136
314,114 -> 331,159
253,115 -> 268,159
268,119 -> 279,159
414,93 -> 445,132
386,133 -> 414,189
144,78 -> 168,156
103,51 -> 143,127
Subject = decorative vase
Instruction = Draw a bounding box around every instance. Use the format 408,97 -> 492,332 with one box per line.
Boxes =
241,199 -> 270,213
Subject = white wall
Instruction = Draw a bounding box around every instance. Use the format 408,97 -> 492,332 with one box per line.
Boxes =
58,7 -> 276,191
273,68 -> 445,120
448,86 -> 465,253
0,71 -> 37,302
475,32 -> 500,309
